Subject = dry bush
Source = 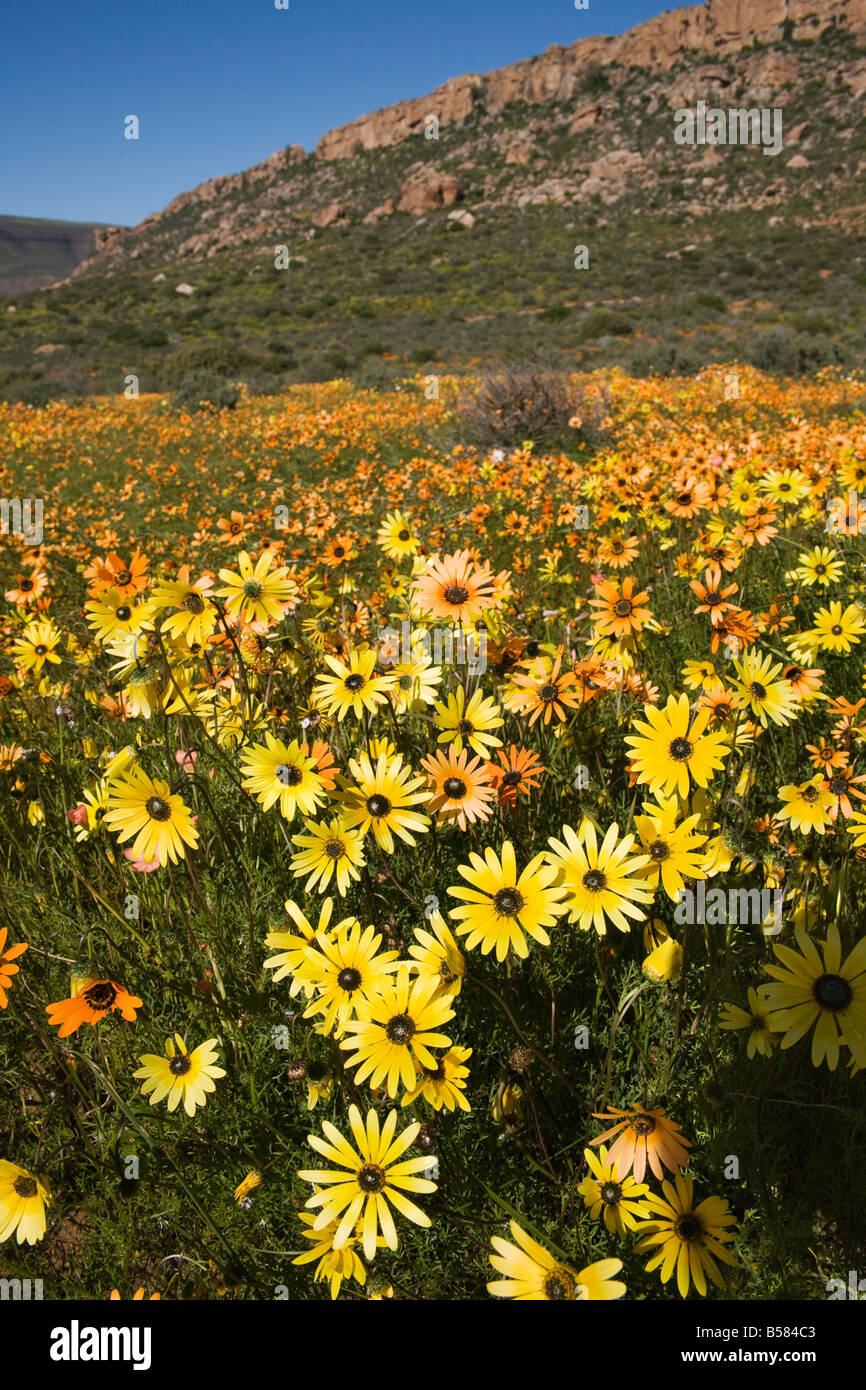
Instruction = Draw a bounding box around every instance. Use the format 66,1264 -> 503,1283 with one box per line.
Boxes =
456,362 -> 610,451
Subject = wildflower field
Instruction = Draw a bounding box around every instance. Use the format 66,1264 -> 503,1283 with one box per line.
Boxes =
2,364 -> 866,1302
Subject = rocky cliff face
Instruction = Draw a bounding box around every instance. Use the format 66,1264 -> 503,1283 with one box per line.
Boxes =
314,0 -> 866,159
1,0 -> 848,314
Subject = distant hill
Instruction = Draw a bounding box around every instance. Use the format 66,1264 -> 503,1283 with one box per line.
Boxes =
2,0 -> 866,402
0,216 -> 116,296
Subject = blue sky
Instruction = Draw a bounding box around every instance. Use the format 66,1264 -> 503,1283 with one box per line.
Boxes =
2,0 -> 674,227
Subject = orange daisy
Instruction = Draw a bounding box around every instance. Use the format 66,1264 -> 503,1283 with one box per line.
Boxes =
509,652 -> 581,726
689,565 -> 739,626
806,741 -> 848,774
591,1104 -> 692,1183
301,739 -> 339,792
597,533 -> 640,569
83,551 -> 149,597
421,745 -> 495,829
216,511 -> 250,544
823,764 -> 866,821
5,571 -> 48,606
321,534 -> 357,568
665,478 -> 711,519
411,550 -> 497,625
46,976 -> 143,1038
0,928 -> 28,1008
486,745 -> 545,807
589,576 -> 652,640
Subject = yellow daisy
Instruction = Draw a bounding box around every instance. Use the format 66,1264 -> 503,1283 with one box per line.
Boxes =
577,1145 -> 653,1236
447,841 -> 568,961
0,1161 -> 52,1245
297,1104 -> 437,1260
339,965 -> 455,1098
625,693 -> 729,797
545,821 -> 653,936
104,767 -> 199,866
488,1220 -> 625,1301
133,1034 -> 226,1116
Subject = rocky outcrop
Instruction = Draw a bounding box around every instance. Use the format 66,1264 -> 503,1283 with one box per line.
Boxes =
312,201 -> 348,228
314,0 -> 866,161
397,168 -> 460,214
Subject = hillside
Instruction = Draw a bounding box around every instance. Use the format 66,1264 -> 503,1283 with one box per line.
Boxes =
0,215 -> 112,297
2,0 -> 866,402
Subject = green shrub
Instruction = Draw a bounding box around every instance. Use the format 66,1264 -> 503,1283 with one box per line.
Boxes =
172,370 -> 240,411
577,308 -> 634,340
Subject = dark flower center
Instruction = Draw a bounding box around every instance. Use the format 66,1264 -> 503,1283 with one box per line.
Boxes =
443,584 -> 469,606
750,682 -> 767,700
669,737 -> 693,761
34,644 -> 48,656
398,530 -> 410,541
242,580 -> 263,599
629,1114 -> 656,1136
337,967 -> 362,992
812,973 -> 853,1011
323,838 -> 345,860
648,840 -> 670,862
501,769 -> 522,787
613,599 -> 633,618
543,1269 -> 576,1300
705,591 -> 722,606
815,564 -> 826,575
145,797 -> 171,821
115,607 -> 132,622
828,774 -> 849,795
831,625 -> 843,636
443,777 -> 467,798
601,1181 -> 623,1205
344,673 -> 365,691
277,764 -> 303,786
674,1212 -> 703,1242
13,1176 -> 38,1198
493,887 -> 524,917
83,981 -> 118,1010
333,546 -> 345,558
366,794 -> 392,818
116,570 -> 132,586
398,674 -> 413,690
539,683 -> 559,702
358,1163 -> 386,1193
801,785 -> 819,804
184,592 -> 206,614
20,579 -> 33,591
582,869 -> 606,893
457,720 -> 473,736
386,1012 -> 416,1044
169,1054 -> 192,1075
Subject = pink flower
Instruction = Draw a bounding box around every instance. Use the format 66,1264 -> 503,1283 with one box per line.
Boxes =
66,804 -> 89,826
175,749 -> 198,773
123,848 -> 161,873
